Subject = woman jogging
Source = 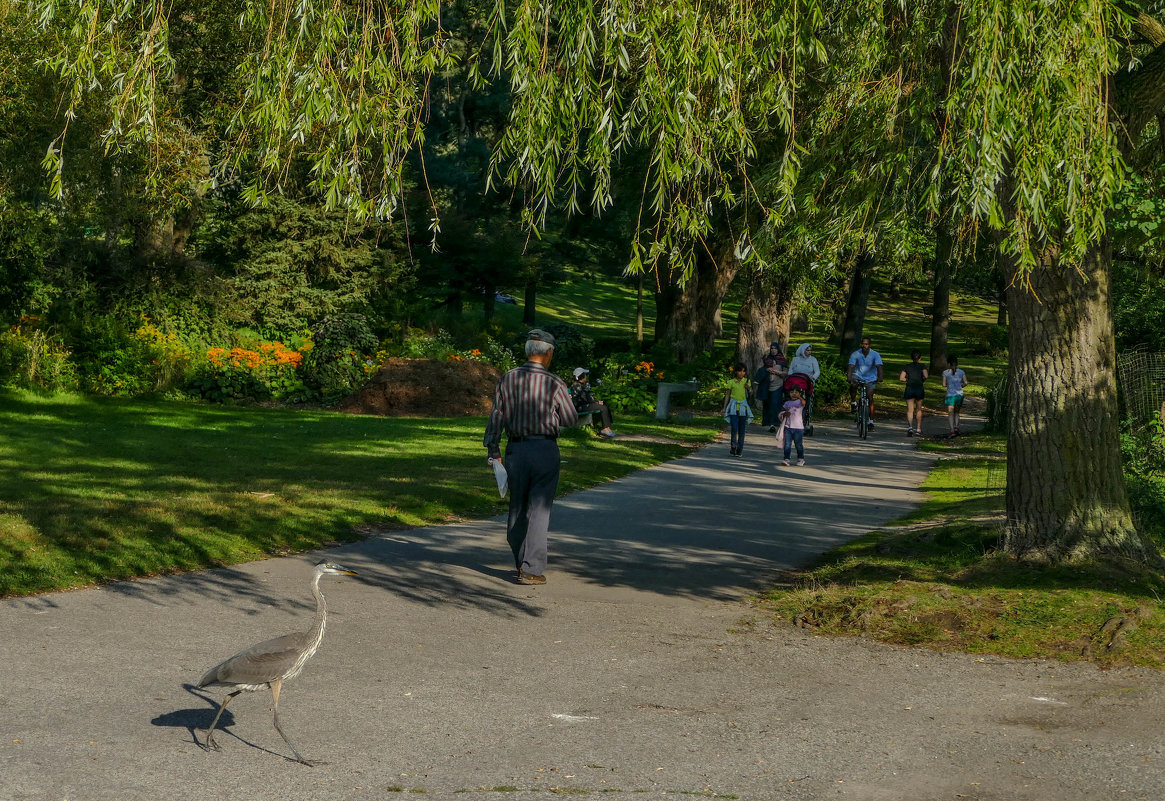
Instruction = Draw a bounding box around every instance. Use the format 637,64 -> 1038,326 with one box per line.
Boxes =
899,350 -> 928,436
942,355 -> 968,437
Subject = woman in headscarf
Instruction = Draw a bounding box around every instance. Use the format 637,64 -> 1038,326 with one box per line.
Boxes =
787,343 -> 821,381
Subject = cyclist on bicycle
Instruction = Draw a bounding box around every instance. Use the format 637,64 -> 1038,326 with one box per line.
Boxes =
847,336 -> 884,430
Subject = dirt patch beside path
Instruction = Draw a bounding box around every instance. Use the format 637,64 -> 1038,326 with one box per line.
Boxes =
336,358 -> 501,417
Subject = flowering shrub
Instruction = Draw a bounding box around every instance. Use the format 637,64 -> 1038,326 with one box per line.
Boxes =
0,322 -> 77,391
363,348 -> 393,375
594,356 -> 663,413
399,327 -> 457,360
479,336 -> 519,372
380,329 -> 519,373
74,316 -> 196,396
187,341 -> 308,402
131,318 -> 194,392
301,313 -> 378,401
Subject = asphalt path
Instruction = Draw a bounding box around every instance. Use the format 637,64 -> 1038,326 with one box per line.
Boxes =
2,418 -> 1163,800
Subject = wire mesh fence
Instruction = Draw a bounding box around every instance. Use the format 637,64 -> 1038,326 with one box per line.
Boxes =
1116,350 -> 1165,429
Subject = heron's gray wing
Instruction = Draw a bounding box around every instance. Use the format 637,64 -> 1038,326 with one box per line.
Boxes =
199,632 -> 309,687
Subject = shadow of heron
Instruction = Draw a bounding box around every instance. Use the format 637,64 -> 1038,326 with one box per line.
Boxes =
151,685 -> 236,746
154,684 -> 294,761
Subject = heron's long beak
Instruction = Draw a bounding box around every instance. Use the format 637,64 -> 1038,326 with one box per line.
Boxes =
340,569 -> 358,576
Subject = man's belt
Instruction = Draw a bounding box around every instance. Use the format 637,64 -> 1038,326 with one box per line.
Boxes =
508,434 -> 556,442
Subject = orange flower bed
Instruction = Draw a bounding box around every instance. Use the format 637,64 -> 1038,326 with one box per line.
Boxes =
207,342 -> 303,370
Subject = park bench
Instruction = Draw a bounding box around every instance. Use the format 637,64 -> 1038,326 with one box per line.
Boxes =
655,380 -> 701,420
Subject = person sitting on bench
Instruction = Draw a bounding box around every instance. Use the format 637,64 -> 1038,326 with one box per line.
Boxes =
569,367 -> 616,438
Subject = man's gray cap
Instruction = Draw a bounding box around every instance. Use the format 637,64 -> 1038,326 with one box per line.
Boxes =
526,329 -> 556,347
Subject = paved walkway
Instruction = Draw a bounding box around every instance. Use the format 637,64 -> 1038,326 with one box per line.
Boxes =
2,420 -> 1163,800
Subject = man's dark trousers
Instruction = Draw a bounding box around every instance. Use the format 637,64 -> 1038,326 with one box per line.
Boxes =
505,439 -> 561,576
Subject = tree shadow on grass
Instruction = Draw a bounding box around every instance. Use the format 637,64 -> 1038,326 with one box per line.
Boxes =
0,393 -> 962,606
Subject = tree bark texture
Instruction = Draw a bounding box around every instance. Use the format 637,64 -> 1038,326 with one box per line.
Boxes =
1115,41 -> 1165,147
995,14 -> 1165,564
636,273 -> 644,342
523,281 -> 537,326
1002,239 -> 1156,563
735,268 -> 793,373
482,282 -> 496,322
836,251 -> 873,356
928,227 -> 953,374
654,244 -> 740,363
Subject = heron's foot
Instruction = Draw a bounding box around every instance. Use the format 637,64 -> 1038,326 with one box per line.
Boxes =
291,757 -> 326,767
202,732 -> 222,752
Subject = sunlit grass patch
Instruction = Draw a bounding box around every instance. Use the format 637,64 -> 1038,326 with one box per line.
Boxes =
761,431 -> 1165,667
0,389 -> 719,596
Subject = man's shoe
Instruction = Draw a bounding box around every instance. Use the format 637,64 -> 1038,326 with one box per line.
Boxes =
781,459 -> 790,466
796,458 -> 806,466
517,571 -> 546,585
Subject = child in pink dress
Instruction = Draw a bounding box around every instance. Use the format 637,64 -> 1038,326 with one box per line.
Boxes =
779,387 -> 807,466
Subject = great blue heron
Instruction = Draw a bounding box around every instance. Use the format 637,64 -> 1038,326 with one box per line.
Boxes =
197,561 -> 357,765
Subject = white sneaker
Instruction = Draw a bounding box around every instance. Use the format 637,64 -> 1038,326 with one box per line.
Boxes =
781,459 -> 790,467
796,458 -> 805,466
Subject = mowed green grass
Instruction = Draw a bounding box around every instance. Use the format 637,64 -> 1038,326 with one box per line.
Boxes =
490,276 -> 655,341
490,269 -> 742,347
0,389 -> 719,596
784,282 -> 1007,423
761,429 -> 1165,667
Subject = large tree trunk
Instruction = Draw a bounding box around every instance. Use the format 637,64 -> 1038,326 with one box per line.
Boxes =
654,244 -> 740,363
994,23 -> 1165,565
482,282 -> 497,322
523,280 -> 537,326
1002,238 -> 1156,562
928,226 -> 954,374
635,273 -> 644,343
997,267 -> 1006,325
836,251 -> 873,356
736,268 -> 793,373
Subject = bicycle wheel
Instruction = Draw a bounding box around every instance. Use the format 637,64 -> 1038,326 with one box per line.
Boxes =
858,396 -> 869,439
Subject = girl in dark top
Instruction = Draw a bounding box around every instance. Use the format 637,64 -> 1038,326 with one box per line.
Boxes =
899,349 -> 929,437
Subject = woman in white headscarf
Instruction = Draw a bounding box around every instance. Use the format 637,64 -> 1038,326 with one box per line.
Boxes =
787,343 -> 821,381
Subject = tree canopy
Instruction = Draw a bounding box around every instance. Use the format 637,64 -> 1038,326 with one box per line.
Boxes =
19,0 -> 1165,563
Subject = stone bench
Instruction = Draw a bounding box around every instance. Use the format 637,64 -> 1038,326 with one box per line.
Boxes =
655,381 -> 701,420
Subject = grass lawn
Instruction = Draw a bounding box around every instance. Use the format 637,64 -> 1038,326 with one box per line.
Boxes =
489,273 -> 653,341
0,389 -> 719,596
489,268 -> 742,348
796,282 -> 1008,421
760,431 -> 1165,668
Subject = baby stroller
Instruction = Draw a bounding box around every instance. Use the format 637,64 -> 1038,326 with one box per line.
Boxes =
782,372 -> 816,436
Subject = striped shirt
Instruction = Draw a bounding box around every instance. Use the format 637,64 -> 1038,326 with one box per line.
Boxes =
484,361 -> 579,457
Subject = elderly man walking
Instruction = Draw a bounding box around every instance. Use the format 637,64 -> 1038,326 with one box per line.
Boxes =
484,329 -> 578,585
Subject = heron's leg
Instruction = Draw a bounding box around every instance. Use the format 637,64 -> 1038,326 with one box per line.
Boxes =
203,690 -> 241,751
270,679 -> 314,766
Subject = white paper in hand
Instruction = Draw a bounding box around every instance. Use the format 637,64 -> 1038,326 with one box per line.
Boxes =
490,459 -> 509,498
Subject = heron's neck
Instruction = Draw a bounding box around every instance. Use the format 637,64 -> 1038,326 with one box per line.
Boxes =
307,571 -> 328,648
